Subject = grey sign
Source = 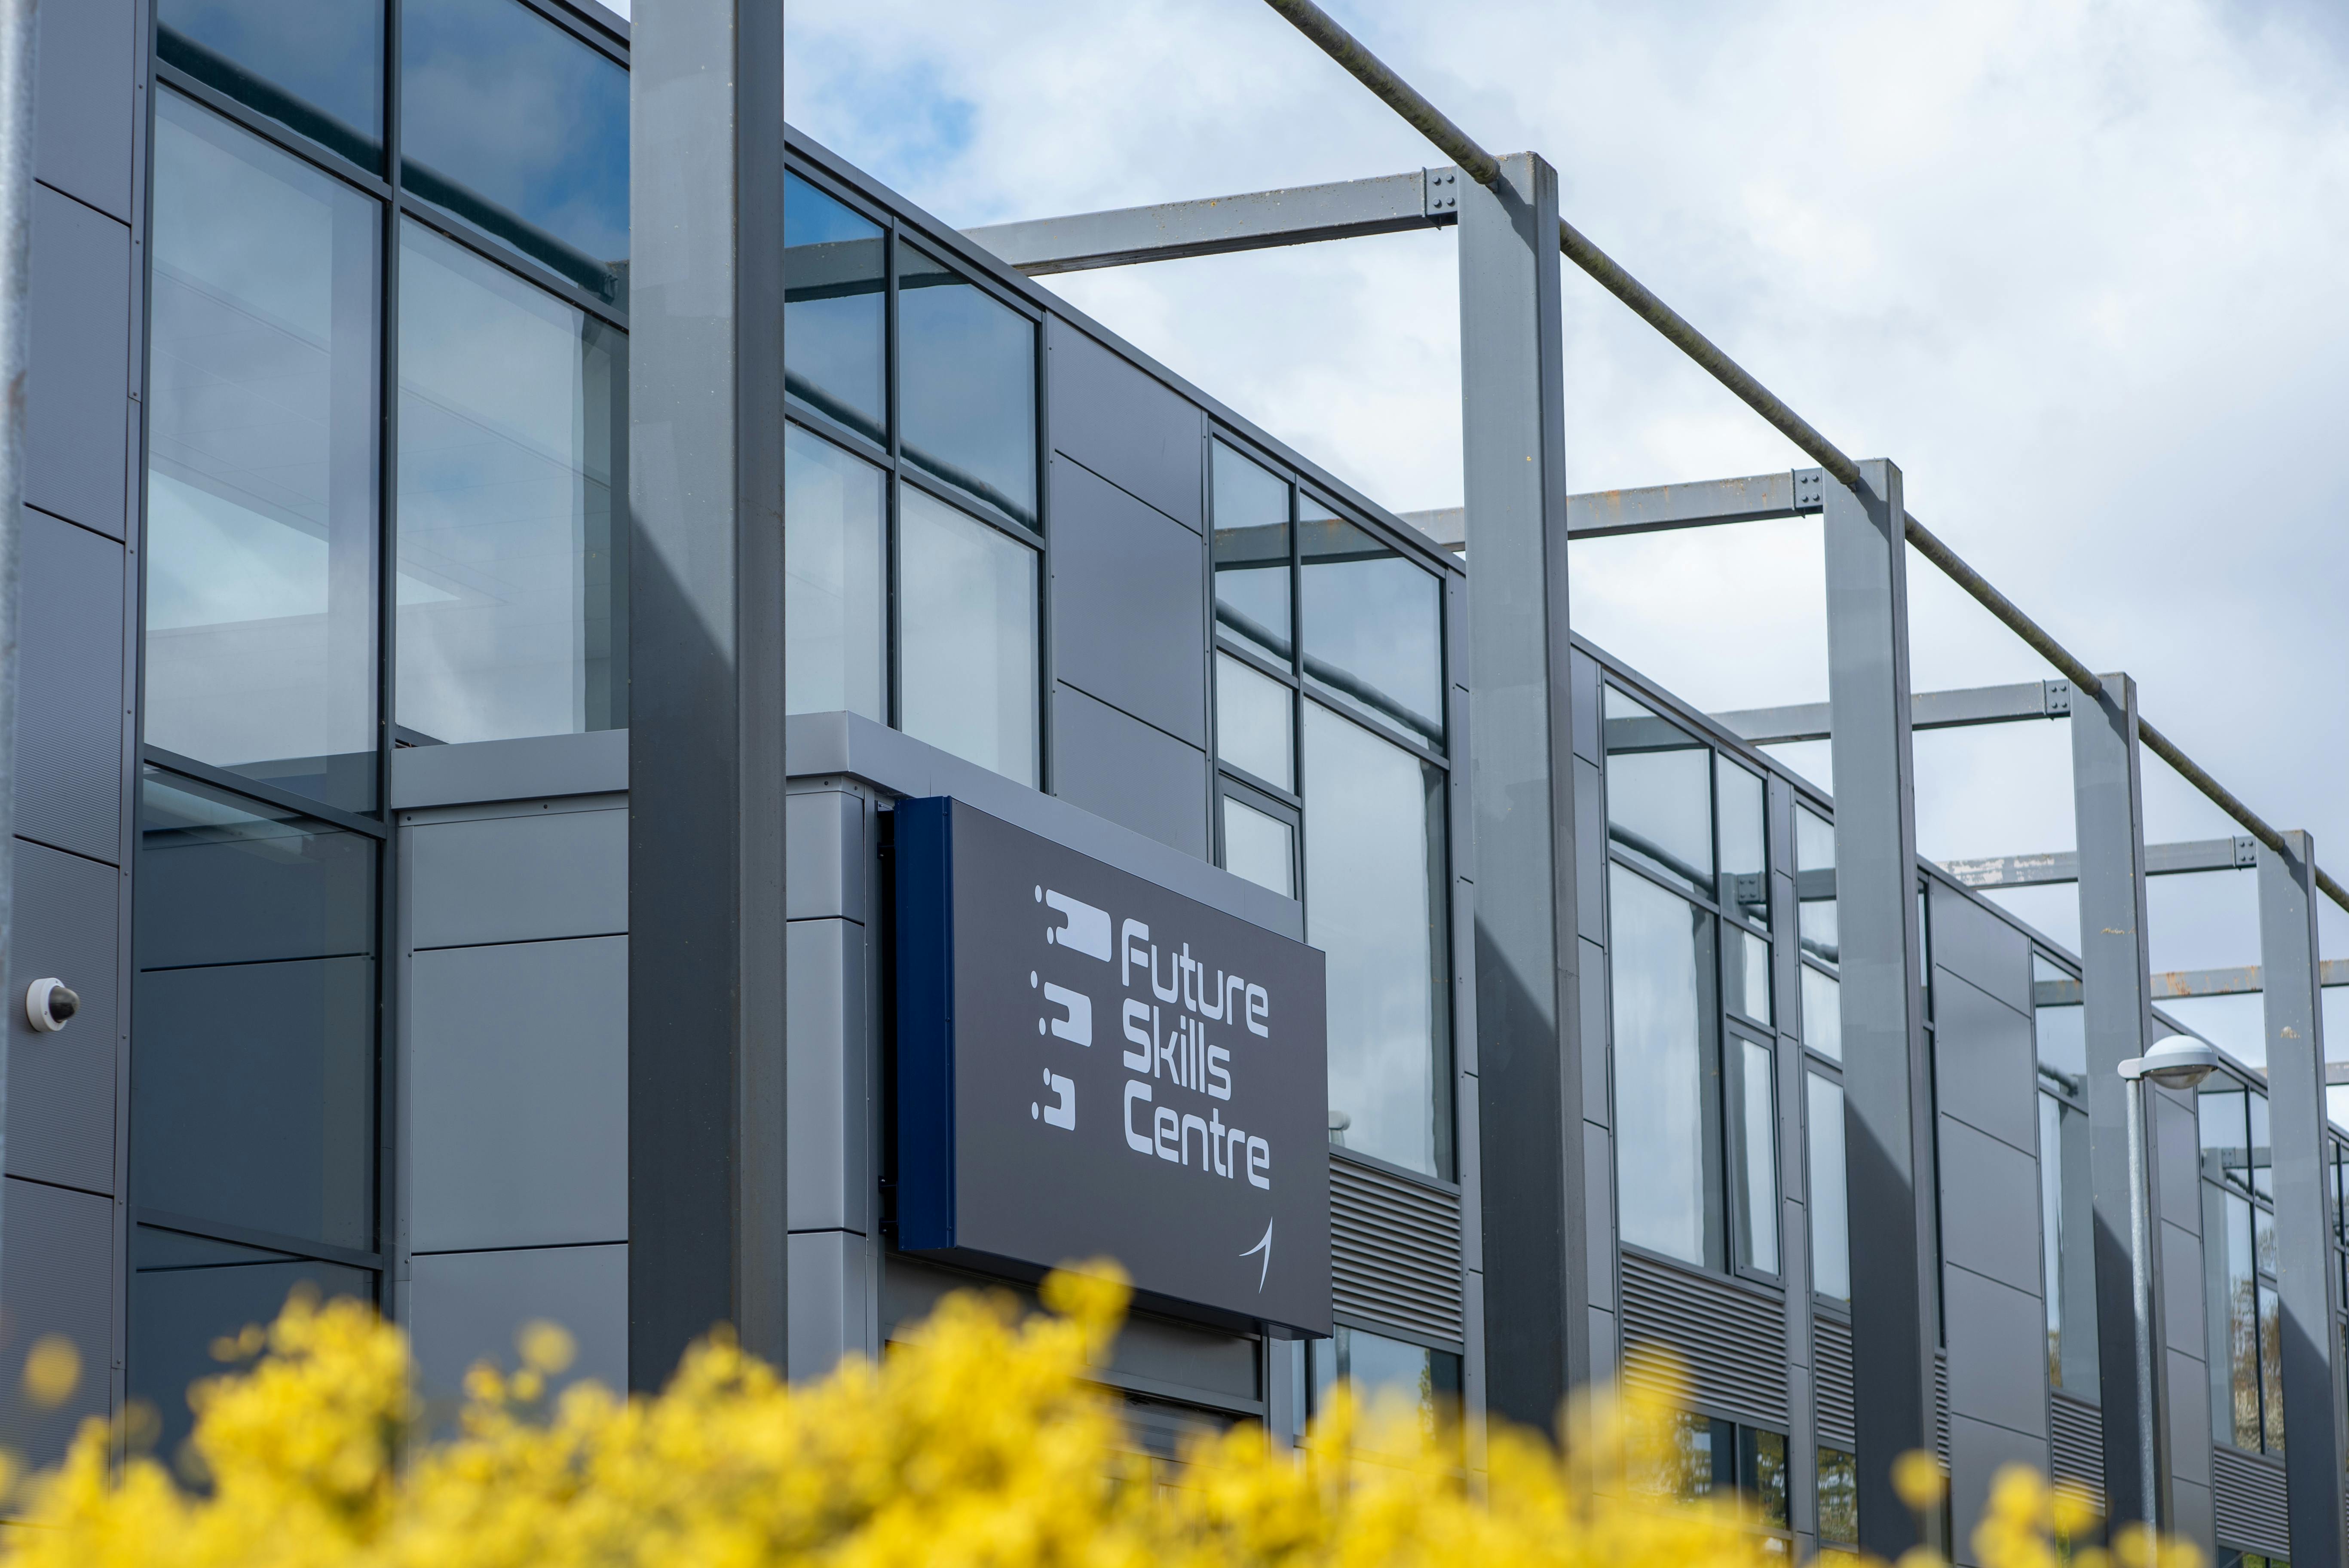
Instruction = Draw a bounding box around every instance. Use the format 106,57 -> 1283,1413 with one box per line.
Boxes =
895,796 -> 1330,1336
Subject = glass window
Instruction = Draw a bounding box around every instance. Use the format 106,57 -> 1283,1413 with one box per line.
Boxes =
400,0 -> 629,302
1802,965 -> 1842,1063
1817,1446 -> 1859,1547
1211,442 -> 1291,664
898,248 -> 1037,527
1610,864 -> 1720,1268
1216,652 -> 1294,790
1308,1326 -> 1461,1457
898,488 -> 1037,786
2039,1091 -> 2098,1390
1299,502 -> 1442,747
1795,803 -> 1838,965
2039,1093 -> 2064,1385
783,427 -> 886,720
146,93 -> 380,812
2247,1092 -> 2273,1201
395,220 -> 625,745
2033,956 -> 2085,1090
1604,689 -> 1713,897
784,172 -> 886,443
1809,1072 -> 1850,1301
2202,1083 -> 2250,1190
134,771 -> 377,1255
1221,795 -> 1295,900
2258,1280 -> 2285,1455
1642,1418 -> 1789,1529
1717,761 -> 1768,929
1730,1035 -> 1779,1275
156,0 -> 383,168
2211,1188 -> 2259,1448
1727,926 -> 1771,1026
1305,703 -> 1449,1177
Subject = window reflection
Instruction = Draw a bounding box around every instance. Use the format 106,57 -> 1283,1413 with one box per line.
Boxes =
396,221 -> 624,745
1801,967 -> 1841,1063
898,488 -> 1037,786
401,0 -> 629,301
1221,796 -> 1295,900
146,93 -> 379,811
2037,1085 -> 2097,1390
899,248 -> 1036,527
1215,652 -> 1293,790
1211,442 -> 1291,664
1717,761 -> 1769,929
1795,804 -> 1838,964
2032,956 -> 2086,1089
1308,1326 -> 1461,1459
1731,1035 -> 1779,1274
158,0 -> 383,168
1604,688 -> 1713,897
1305,703 -> 1449,1176
784,173 -> 886,443
1610,865 -> 1720,1268
1299,502 -> 1442,746
1727,927 -> 1770,1026
1808,1073 -> 1850,1301
783,427 -> 886,721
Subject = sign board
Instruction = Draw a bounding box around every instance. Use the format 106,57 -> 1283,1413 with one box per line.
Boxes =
893,796 -> 1330,1337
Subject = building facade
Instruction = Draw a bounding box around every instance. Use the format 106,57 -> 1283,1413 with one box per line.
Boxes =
7,5 -> 2340,1566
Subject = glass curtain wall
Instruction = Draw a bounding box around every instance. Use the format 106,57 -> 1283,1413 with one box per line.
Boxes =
2033,955 -> 2098,1393
139,0 -> 629,1438
782,168 -> 1041,788
2200,1075 -> 2285,1454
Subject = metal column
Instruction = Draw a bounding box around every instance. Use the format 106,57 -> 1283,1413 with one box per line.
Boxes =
2259,829 -> 2344,1563
1821,459 -> 1934,1556
1461,151 -> 1593,1428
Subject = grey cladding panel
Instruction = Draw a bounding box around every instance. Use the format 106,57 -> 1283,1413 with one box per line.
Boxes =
8,840 -> 119,1191
787,918 -> 869,1234
1046,319 -> 1203,531
1932,971 -> 2035,1154
1050,458 -> 1207,746
409,1244 -> 627,1411
0,1177 -> 113,1469
36,0 -> 135,220
27,185 -> 129,537
1949,1415 -> 2049,1568
1936,1119 -> 2041,1292
16,508 -> 126,863
408,808 -> 628,948
1942,1266 -> 2048,1438
1049,686 -> 1208,860
410,937 -> 627,1251
1928,882 -> 2031,1014
785,789 -> 867,924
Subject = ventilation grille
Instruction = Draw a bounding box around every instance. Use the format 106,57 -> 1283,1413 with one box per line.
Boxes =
2049,1393 -> 2104,1504
1934,1351 -> 1950,1461
1816,1315 -> 1855,1451
1330,1155 -> 1464,1347
2211,1446 -> 2289,1561
1620,1252 -> 1789,1430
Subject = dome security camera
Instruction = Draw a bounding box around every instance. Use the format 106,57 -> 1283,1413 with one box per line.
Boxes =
26,978 -> 78,1034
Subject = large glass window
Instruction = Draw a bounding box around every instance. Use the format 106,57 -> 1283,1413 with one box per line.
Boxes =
1305,702 -> 1450,1176
1211,443 -> 1292,664
1795,803 -> 1838,962
1605,689 -> 1714,897
1308,1325 -> 1462,1458
146,92 -> 380,811
2034,955 -> 2097,1392
395,220 -> 624,745
784,172 -> 886,443
1730,1033 -> 1780,1274
1638,1415 -> 1789,1533
1809,1072 -> 1851,1302
1220,794 -> 1296,900
1215,651 -> 1294,791
2202,1079 -> 2284,1453
899,487 -> 1038,786
400,0 -> 629,302
1299,501 -> 1442,747
898,249 -> 1037,527
157,0 -> 384,168
1718,761 -> 1769,929
1611,864 -> 1721,1268
783,427 -> 886,721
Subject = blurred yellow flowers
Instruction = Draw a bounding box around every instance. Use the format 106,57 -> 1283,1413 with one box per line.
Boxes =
0,1260 -> 2182,1568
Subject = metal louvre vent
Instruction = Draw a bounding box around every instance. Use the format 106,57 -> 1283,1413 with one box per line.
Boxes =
1933,1351 -> 1949,1461
2049,1393 -> 2103,1503
2211,1446 -> 2289,1561
1815,1315 -> 1855,1451
1620,1252 -> 1789,1430
1329,1155 -> 1465,1346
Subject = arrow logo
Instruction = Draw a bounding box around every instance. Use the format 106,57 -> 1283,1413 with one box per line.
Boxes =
1241,1219 -> 1274,1291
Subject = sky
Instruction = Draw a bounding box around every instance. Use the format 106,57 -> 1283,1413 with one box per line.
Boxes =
761,0 -> 2349,1063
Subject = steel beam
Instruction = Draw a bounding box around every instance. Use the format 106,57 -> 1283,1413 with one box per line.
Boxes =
1716,679 -> 2072,748
961,167 -> 1458,276
1941,834 -> 2258,891
1821,460 -> 1935,1557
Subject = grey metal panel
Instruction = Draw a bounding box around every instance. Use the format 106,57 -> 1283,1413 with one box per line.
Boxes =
392,729 -> 629,809
786,918 -> 868,1234
787,711 -> 1299,939
1938,1124 -> 2042,1292
1949,1414 -> 2050,1568
7,840 -> 118,1192
2050,1392 -> 2105,1500
785,788 -> 867,924
1932,972 -> 2037,1155
1045,320 -> 1204,532
26,185 -> 129,537
1816,1314 -> 1856,1450
35,0 -> 135,220
1330,1155 -> 1464,1348
2210,1446 -> 2290,1559
16,508 -> 125,864
408,808 -> 628,948
410,937 -> 628,1252
1050,459 -> 1207,745
787,1227 -> 878,1380
1047,685 -> 1208,860
1942,1265 -> 2049,1438
408,1244 -> 628,1407
0,1177 -> 113,1468
1927,882 -> 2032,1015
1620,1251 -> 1788,1430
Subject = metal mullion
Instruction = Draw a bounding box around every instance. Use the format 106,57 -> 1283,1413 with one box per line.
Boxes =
141,747 -> 391,841
1605,845 -> 1724,921
135,1209 -> 385,1273
785,405 -> 889,474
895,459 -> 1039,548
784,154 -> 892,234
377,0 -> 404,1318
1217,763 -> 1300,813
1033,298 -> 1054,794
1214,635 -> 1299,693
513,0 -> 631,64
885,221 -> 902,731
153,66 -> 394,198
1301,683 -> 1450,773
393,190 -> 631,332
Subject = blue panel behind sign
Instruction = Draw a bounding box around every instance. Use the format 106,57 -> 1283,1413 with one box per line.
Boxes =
891,796 -> 1330,1336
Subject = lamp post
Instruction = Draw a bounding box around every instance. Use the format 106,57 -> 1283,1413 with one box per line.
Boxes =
2115,1034 -> 2221,1533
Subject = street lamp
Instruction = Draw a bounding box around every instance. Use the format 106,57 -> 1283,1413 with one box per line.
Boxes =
2116,1034 -> 2221,1532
